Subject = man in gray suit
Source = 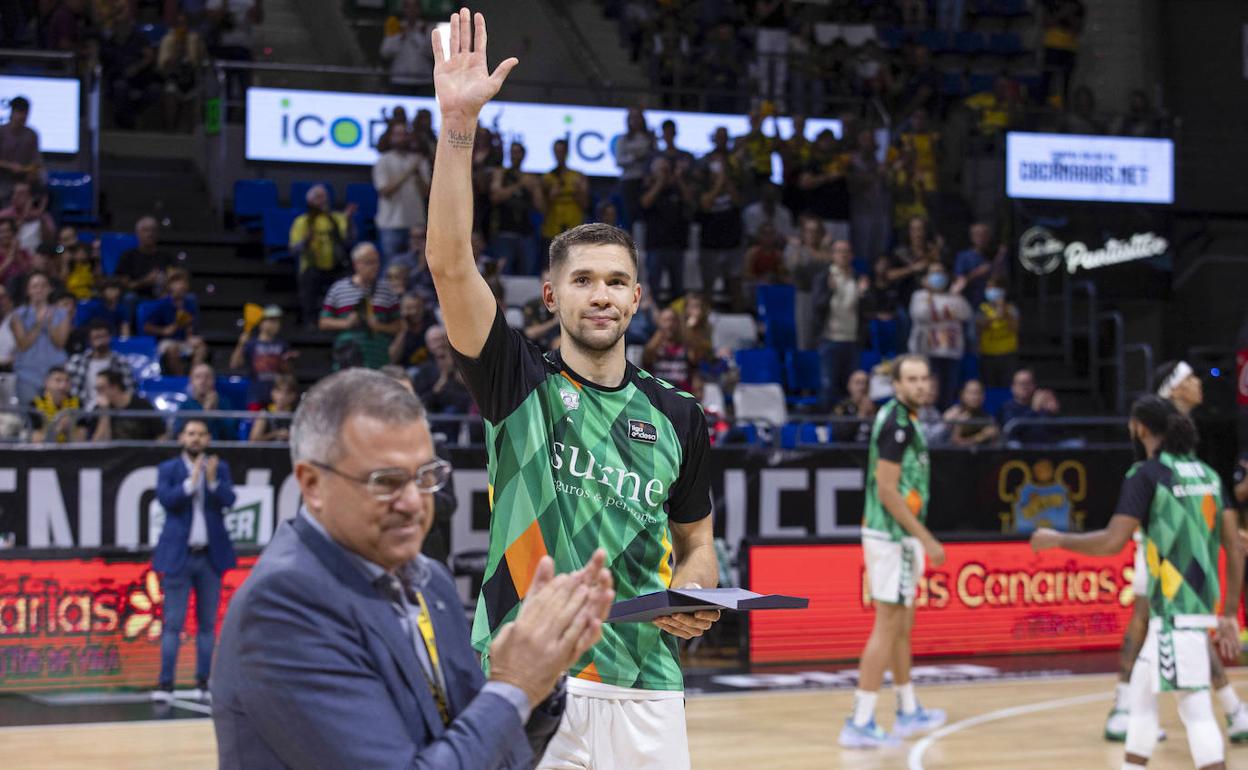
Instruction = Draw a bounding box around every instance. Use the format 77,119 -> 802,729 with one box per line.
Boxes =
212,368 -> 614,769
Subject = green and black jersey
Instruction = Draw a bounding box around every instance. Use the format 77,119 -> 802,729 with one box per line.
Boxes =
862,399 -> 929,542
1117,453 -> 1226,625
453,309 -> 712,692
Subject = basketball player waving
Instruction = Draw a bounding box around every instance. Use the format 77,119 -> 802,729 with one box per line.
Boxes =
426,10 -> 719,770
1033,396 -> 1242,770
841,354 -> 948,749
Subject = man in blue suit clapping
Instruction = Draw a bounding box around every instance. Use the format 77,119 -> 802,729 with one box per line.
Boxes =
152,417 -> 237,702
212,368 -> 614,769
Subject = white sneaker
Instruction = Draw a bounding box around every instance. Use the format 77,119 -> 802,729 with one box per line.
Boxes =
1228,703 -> 1248,744
838,718 -> 901,749
150,688 -> 174,704
892,707 -> 947,739
1104,708 -> 1128,741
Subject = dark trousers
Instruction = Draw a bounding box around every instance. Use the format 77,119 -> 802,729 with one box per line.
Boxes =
298,266 -> 336,326
159,550 -> 222,687
646,247 -> 685,305
930,355 -> 961,410
818,339 -> 859,411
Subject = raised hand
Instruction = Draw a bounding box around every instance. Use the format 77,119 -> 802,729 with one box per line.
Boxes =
431,9 -> 518,122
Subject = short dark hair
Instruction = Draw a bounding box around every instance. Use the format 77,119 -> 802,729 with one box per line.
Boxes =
549,222 -> 639,274
661,119 -> 676,132
44,365 -> 67,379
180,417 -> 210,434
9,96 -> 29,113
892,354 -> 930,381
86,319 -> 111,335
97,369 -> 127,389
1130,394 -> 1199,455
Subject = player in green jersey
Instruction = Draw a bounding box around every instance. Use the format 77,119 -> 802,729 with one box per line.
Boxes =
426,10 -> 719,769
1032,396 -> 1242,770
841,355 -> 949,749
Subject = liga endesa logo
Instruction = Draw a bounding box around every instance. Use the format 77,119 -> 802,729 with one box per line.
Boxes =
861,561 -> 1136,611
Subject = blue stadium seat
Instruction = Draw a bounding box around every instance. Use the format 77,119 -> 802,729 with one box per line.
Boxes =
987,32 -> 1024,55
960,352 -> 981,384
345,182 -> 379,222
868,318 -> 901,358
138,23 -> 168,47
877,27 -> 907,49
262,207 -> 300,262
135,300 -> 163,336
917,29 -> 950,53
216,376 -> 250,408
112,335 -> 161,381
290,181 -> 334,208
756,284 -> 797,352
47,172 -> 93,224
983,386 -> 1012,417
99,232 -> 138,276
784,349 -> 821,408
954,31 -> 985,54
233,179 -> 278,230
734,348 -> 784,385
967,72 -> 997,94
859,349 -> 882,373
77,230 -> 96,244
779,422 -> 820,449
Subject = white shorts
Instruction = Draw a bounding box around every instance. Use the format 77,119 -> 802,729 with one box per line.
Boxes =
1132,533 -> 1149,598
1137,617 -> 1213,693
538,680 -> 689,770
863,533 -> 924,607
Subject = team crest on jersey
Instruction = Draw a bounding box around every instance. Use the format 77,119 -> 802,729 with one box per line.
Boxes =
560,389 -> 580,411
628,419 -> 658,443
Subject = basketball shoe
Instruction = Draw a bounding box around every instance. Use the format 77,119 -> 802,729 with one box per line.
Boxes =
1227,702 -> 1248,743
838,718 -> 901,749
892,706 -> 947,738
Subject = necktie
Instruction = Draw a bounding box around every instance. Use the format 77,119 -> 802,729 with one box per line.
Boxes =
379,575 -> 450,725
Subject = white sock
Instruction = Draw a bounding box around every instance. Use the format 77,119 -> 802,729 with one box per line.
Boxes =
1216,684 -> 1242,715
897,682 -> 918,715
852,689 -> 878,728
1115,682 -> 1131,709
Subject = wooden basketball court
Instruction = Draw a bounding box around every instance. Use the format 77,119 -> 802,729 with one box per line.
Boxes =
4,669 -> 1245,768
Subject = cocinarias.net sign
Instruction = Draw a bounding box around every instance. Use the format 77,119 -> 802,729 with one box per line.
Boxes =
1005,132 -> 1174,205
244,87 -> 841,179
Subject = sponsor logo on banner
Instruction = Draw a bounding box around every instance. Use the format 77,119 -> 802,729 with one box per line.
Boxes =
1006,132 -> 1174,204
0,75 -> 80,154
1016,228 -> 1169,275
245,87 -> 841,180
997,459 -> 1086,533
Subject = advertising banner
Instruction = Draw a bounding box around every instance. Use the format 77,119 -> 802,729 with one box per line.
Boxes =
1006,132 -> 1174,205
746,539 -> 1137,663
244,87 -> 841,179
0,446 -> 1132,552
0,554 -> 257,692
0,75 -> 80,154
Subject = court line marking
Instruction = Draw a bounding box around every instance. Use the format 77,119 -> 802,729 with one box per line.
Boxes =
906,691 -> 1112,770
687,668 -> 1126,700
0,700 -> 212,732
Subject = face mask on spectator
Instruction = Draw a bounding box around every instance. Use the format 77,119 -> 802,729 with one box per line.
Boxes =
985,287 -> 1005,303
927,273 -> 949,291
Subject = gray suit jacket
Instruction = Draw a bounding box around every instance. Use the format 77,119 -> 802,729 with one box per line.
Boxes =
211,515 -> 563,769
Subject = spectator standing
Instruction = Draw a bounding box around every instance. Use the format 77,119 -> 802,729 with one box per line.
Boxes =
11,272 -> 69,403
642,307 -> 695,392
90,369 -> 165,441
831,369 -> 876,442
373,122 -> 431,267
615,108 -> 655,228
812,240 -> 868,408
976,277 -> 1020,388
0,284 -> 15,369
319,243 -> 400,370
798,130 -> 851,242
640,156 -> 693,305
701,21 -> 746,114
489,142 -> 544,276
539,140 -> 588,246
1041,0 -> 1085,106
0,182 -> 54,253
861,255 -> 905,358
116,216 -> 173,302
653,119 -> 696,167
954,222 -> 1006,307
151,418 -> 236,701
697,153 -> 744,307
891,216 -> 942,311
943,379 -> 999,447
204,0 -> 261,65
290,184 -> 356,327
733,109 -> 777,197
847,128 -> 893,273
229,304 -> 293,407
157,14 -> 207,131
783,216 -> 830,289
29,366 -> 82,443
379,0 -> 435,90
743,182 -> 795,242
0,96 -> 43,202
744,222 -> 788,288
99,10 -> 161,129
179,362 -> 237,441
248,373 -> 298,442
908,263 -> 971,409
753,0 -> 792,106
389,292 -> 437,367
66,320 -> 134,409
997,367 -> 1038,427
144,268 -> 205,376
522,268 -> 559,351
0,217 -> 31,288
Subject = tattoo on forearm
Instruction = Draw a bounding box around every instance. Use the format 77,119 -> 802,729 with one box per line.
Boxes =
445,129 -> 474,149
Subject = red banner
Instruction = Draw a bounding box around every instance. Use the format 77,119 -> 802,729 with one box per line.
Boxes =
747,539 -> 1139,664
1237,349 -> 1248,407
0,555 -> 257,692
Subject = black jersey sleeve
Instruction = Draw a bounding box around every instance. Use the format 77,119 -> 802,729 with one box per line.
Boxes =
450,305 -> 551,423
1116,461 -> 1162,529
875,406 -> 913,464
666,402 -> 713,524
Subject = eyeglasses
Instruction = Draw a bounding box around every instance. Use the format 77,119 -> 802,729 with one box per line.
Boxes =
309,458 -> 452,502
